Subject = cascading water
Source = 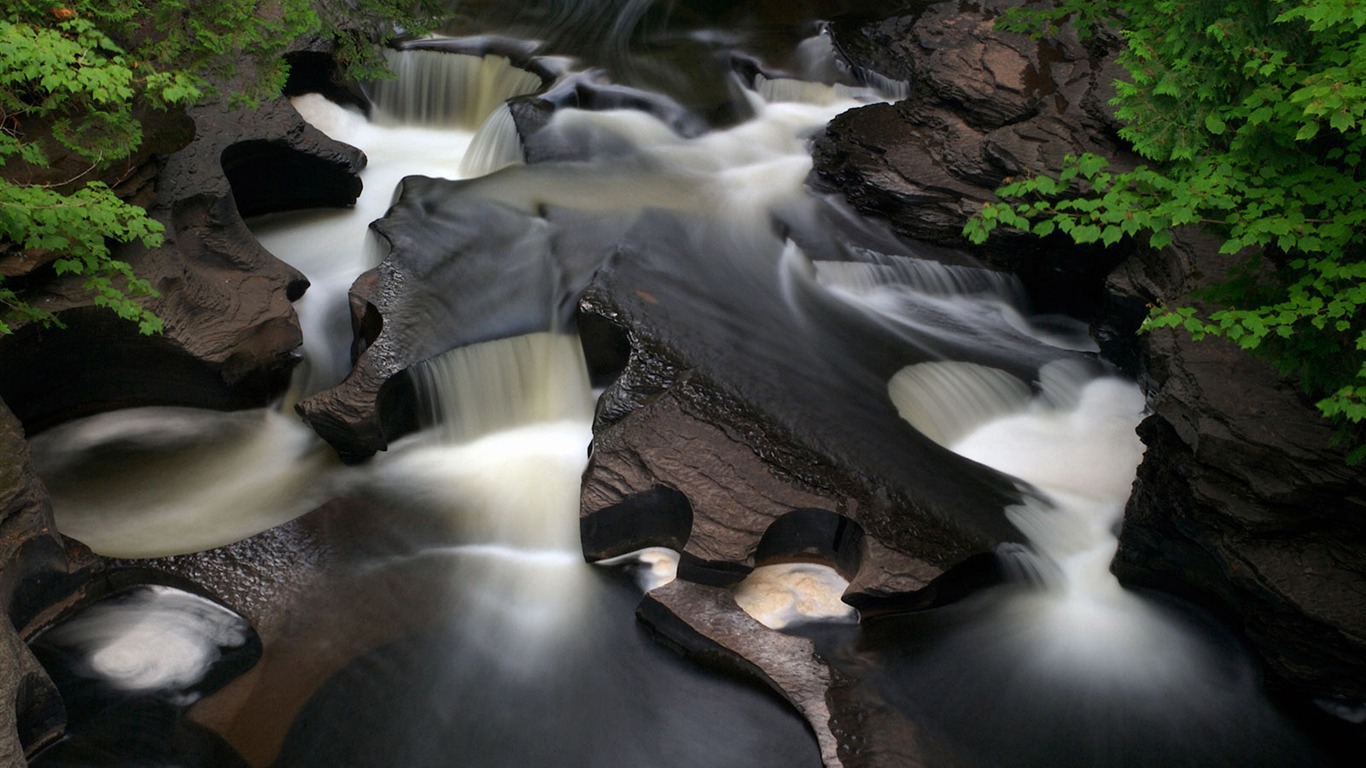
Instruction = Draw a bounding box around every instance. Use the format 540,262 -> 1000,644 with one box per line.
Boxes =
24,2 -> 1345,766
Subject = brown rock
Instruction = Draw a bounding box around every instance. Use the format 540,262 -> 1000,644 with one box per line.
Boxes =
639,579 -> 927,768
578,211 -> 1029,607
816,0 -> 1127,256
0,98 -> 365,434
0,400 -> 93,761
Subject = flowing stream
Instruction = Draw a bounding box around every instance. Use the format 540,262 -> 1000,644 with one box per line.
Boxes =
25,2 -> 1338,766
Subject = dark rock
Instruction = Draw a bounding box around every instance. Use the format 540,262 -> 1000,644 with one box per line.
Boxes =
0,400 -> 98,761
295,189 -> 612,460
283,50 -> 371,115
507,70 -> 716,168
0,99 -> 365,434
1108,230 -> 1366,708
578,211 -> 1044,602
815,0 -> 1128,265
638,579 -> 925,768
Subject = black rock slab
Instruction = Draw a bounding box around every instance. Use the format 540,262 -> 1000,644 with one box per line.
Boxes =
578,210 -> 1042,599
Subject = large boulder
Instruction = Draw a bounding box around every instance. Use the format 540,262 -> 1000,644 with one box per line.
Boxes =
295,192 -> 611,461
0,98 -> 364,433
813,0 -> 1131,300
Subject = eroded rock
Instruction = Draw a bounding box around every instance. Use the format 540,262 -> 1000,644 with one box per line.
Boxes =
0,98 -> 364,433
0,400 -> 94,761
578,211 -> 1038,606
295,193 -> 612,461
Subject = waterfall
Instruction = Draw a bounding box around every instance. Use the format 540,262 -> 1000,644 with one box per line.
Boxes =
889,355 -> 1149,596
461,103 -> 526,176
34,53 -> 537,559
888,361 -> 1035,446
411,333 -> 595,445
753,74 -> 871,106
814,255 -> 1028,303
366,333 -> 597,654
367,50 -> 544,128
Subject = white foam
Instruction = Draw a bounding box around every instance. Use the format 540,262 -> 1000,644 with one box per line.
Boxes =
38,407 -> 343,558
888,362 -> 1033,446
733,562 -> 858,629
594,547 -> 681,592
43,586 -> 249,701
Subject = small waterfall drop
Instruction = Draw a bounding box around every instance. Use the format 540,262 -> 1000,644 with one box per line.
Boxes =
871,352 -> 1320,765
367,333 -> 597,654
411,332 -> 594,444
887,361 -> 1034,446
461,103 -> 525,176
367,50 -> 544,128
814,255 -> 1028,303
753,74 -> 870,106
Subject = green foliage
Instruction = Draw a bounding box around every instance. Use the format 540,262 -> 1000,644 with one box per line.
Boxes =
1,1 -> 445,336
969,0 -> 1366,460
0,180 -> 164,334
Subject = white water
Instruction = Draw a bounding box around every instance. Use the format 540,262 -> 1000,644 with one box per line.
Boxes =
37,585 -> 251,703
733,563 -> 858,630
31,407 -> 341,558
882,350 -> 1233,695
35,53 -> 535,559
361,332 -> 598,659
368,50 -> 544,128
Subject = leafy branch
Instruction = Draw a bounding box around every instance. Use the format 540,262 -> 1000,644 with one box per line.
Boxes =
968,0 -> 1366,461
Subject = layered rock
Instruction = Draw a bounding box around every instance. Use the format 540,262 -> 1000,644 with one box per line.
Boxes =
813,0 -> 1131,308
810,0 -> 1366,716
0,98 -> 364,433
1109,234 -> 1366,705
578,211 -> 1033,607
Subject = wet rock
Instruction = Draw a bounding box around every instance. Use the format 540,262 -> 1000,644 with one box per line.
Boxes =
295,192 -> 611,460
0,98 -> 364,434
1110,235 -> 1366,705
579,212 -> 1030,603
0,400 -> 95,761
639,579 -> 927,768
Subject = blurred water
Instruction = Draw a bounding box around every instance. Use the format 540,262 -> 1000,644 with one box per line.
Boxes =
24,3 -> 1342,766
